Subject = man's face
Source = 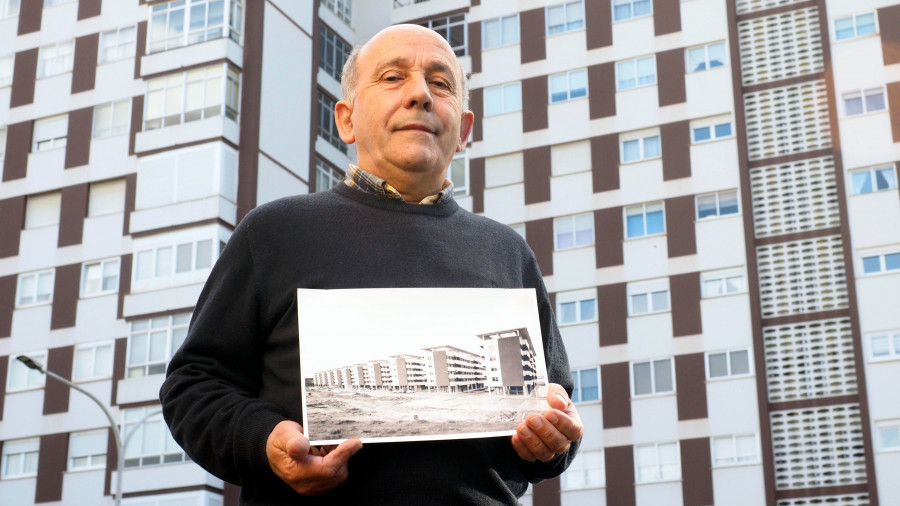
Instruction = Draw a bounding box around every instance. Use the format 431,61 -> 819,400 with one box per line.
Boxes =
335,26 -> 473,185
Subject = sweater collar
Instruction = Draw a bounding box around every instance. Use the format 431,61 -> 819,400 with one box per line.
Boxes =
343,164 -> 455,205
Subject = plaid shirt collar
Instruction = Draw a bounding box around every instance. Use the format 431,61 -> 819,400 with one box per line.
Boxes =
343,164 -> 454,205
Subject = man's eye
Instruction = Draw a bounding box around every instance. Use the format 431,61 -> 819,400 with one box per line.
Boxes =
431,80 -> 450,89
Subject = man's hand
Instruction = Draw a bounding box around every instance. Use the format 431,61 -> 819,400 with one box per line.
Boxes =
266,420 -> 363,496
511,383 -> 584,462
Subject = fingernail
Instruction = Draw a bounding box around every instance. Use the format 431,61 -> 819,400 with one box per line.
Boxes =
529,417 -> 543,429
555,393 -> 568,404
547,412 -> 559,424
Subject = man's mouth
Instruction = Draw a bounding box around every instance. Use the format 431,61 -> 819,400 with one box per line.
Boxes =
396,123 -> 435,134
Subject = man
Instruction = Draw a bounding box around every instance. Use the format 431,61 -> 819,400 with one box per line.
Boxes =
161,24 -> 582,504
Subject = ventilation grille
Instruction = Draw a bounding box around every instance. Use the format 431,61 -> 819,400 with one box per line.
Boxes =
750,156 -> 840,238
777,495 -> 869,506
738,7 -> 824,86
757,235 -> 848,318
744,80 -> 831,161
736,0 -> 807,15
771,404 -> 867,490
763,318 -> 857,402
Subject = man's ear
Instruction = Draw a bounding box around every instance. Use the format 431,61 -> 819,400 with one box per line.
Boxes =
335,100 -> 356,144
456,110 -> 474,151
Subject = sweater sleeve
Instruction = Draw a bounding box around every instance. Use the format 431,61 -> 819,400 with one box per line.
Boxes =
159,212 -> 287,485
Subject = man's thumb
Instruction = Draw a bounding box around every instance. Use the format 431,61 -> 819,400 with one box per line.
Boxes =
286,437 -> 310,459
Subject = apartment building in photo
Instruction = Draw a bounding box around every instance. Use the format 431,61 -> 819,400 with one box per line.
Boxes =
1,0 -> 900,505
477,327 -> 541,396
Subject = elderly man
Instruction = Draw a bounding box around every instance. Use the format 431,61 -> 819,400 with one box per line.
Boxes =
160,24 -> 582,504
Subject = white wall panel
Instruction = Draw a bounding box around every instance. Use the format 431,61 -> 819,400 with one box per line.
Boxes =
257,153 -> 308,206
712,465 -> 766,506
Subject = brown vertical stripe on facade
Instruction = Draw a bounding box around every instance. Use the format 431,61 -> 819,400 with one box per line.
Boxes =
0,356 -> 7,419
585,0 -> 612,49
657,49 -> 686,106
588,62 -> 616,119
468,20 -> 481,74
35,433 -> 68,503
0,196 -> 25,257
591,134 -> 619,192
674,353 -> 707,420
224,483 -> 241,506
519,8 -> 546,63
521,76 -> 548,132
77,0 -> 101,19
653,0 -> 682,35
888,82 -> 900,143
71,34 -> 99,93
601,362 -> 631,428
43,346 -> 74,415
117,253 -> 132,320
605,445 -> 636,506
879,6 -> 900,65
17,0 -> 42,35
469,157 -> 485,214
110,337 -> 127,405
525,218 -> 554,277
470,87 -> 483,143
670,272 -> 701,336
58,183 -> 89,247
307,10 -> 321,190
594,207 -> 623,268
665,195 -> 696,258
10,48 -> 38,108
597,283 -> 627,346
532,476 -> 560,506
237,0 -> 265,222
50,264 -> 81,330
103,428 -> 116,496
135,21 -> 147,79
680,437 -> 714,505
0,275 -> 16,337
523,145 -> 551,204
122,173 -> 137,235
128,95 -> 143,156
661,121 -> 691,180
64,107 -> 93,168
3,121 -> 32,181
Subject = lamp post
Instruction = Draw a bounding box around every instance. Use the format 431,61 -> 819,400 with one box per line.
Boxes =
16,355 -> 162,506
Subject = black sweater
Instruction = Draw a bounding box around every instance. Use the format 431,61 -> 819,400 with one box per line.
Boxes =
160,184 -> 578,505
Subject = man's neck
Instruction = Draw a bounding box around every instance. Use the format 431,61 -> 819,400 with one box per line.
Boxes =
356,165 -> 446,203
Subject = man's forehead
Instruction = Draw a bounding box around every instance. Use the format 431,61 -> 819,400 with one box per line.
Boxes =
361,26 -> 457,70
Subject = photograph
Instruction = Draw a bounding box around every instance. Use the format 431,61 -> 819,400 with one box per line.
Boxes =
297,288 -> 551,445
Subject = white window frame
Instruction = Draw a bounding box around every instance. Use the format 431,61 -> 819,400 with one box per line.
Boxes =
624,202 -> 665,239
318,90 -> 346,154
630,358 -> 675,397
93,100 -> 132,138
134,238 -> 217,283
73,341 -> 115,383
868,331 -> 900,362
44,0 -> 75,6
7,351 -> 48,392
319,23 -> 351,82
834,12 -> 877,41
861,251 -> 900,275
482,14 -> 519,49
37,40 -> 75,78
691,116 -> 733,143
126,313 -> 191,378
876,421 -> 900,452
561,449 -> 604,490
554,212 -> 595,250
628,281 -> 670,316
0,55 -> 12,88
99,26 -> 137,63
448,150 -> 468,196
1,437 -> 40,479
696,190 -> 739,220
147,0 -> 242,54
571,367 -> 599,404
32,114 -> 69,152
701,269 -> 745,298
634,441 -> 680,483
549,69 -> 587,103
322,0 -> 351,25
613,0 -> 653,22
843,87 -> 886,117
712,434 -> 760,466
68,429 -> 108,471
81,258 -> 120,297
144,64 -> 240,130
850,164 -> 897,195
122,407 -> 188,467
616,55 -> 656,90
546,1 -> 585,35
484,82 -> 522,116
420,14 -> 467,57
686,41 -> 726,73
557,289 -> 598,326
1,0 -> 21,18
620,132 -> 660,163
16,269 -> 54,307
705,349 -> 752,380
315,159 -> 343,192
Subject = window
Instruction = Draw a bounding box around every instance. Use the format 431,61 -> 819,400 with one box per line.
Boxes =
712,434 -> 759,466
7,351 -> 47,391
1,0 -> 20,18
621,134 -> 660,162
145,64 -> 241,130
315,160 -> 343,192
613,0 -> 652,22
420,14 -> 467,57
625,202 -> 664,239
448,151 -> 468,196
68,430 -> 108,471
862,252 -> 900,274
631,358 -> 674,396
317,91 -> 347,154
843,88 -> 886,116
99,26 -> 136,63
554,213 -> 594,250
319,24 -> 350,82
88,179 -> 127,216
549,69 -> 587,103
869,331 -> 900,361
81,258 -> 120,296
32,114 -> 68,151
93,100 -> 131,138
877,423 -> 900,451
692,120 -> 732,143
701,270 -> 744,298
0,55 -> 12,87
483,14 -> 519,48
1,438 -> 39,478
122,407 -> 187,467
135,238 -> 216,282
834,13 -> 876,41
706,349 -> 751,379
127,313 -> 191,378
484,82 -> 522,116
322,0 -> 351,25
851,165 -> 897,195
16,270 -> 54,307
511,223 -> 526,240
44,0 -> 74,5
25,191 -> 61,229
558,297 -> 597,325
148,0 -> 242,53
546,1 -> 584,34
561,449 -> 604,489
571,368 -> 599,403
38,40 -> 74,78
73,342 -> 114,382
696,190 -> 738,219
617,55 -> 656,90
629,284 -> 669,316
686,42 -> 726,73
635,442 -> 679,483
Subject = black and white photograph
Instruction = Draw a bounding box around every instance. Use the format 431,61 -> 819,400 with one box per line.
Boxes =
297,288 -> 551,445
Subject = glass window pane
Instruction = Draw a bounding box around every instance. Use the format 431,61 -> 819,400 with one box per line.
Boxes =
633,362 -> 652,395
708,43 -> 726,68
129,333 -> 147,364
636,57 -> 655,85
865,89 -> 885,112
730,350 -> 750,375
484,87 -> 502,116
73,348 -> 92,380
569,70 -> 587,98
175,243 -> 193,273
852,171 -> 873,194
95,344 -> 113,376
645,208 -> 664,234
714,122 -> 732,137
714,437 -> 734,464
651,290 -> 669,311
148,331 -> 167,362
834,18 -> 854,40
844,95 -> 863,115
155,247 -> 172,277
862,256 -> 881,273
880,427 -> 900,449
688,47 -> 706,72
547,5 -> 565,32
560,301 -> 576,323
856,13 -> 876,36
870,335 -> 889,356
483,19 -> 500,48
874,167 -> 896,190
885,253 -> 900,271
697,195 -> 718,218
694,126 -> 711,142
622,139 -> 640,162
613,0 -> 631,21
653,359 -> 672,392
633,0 -> 652,16
504,83 -> 521,113
719,191 -> 739,215
550,74 -> 568,102
726,276 -> 742,293
580,299 -> 596,321
617,60 -> 635,89
502,15 -> 518,44
195,239 -> 212,269
708,353 -> 728,377
642,136 -> 660,157
704,279 -> 722,297
631,293 -> 648,314
581,369 -> 599,401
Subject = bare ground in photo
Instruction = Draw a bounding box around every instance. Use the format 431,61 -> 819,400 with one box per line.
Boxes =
305,387 -> 549,441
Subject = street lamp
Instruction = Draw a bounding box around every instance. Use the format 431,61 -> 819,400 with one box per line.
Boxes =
16,355 -> 162,506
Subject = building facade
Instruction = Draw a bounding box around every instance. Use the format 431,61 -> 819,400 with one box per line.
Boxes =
1,0 -> 899,505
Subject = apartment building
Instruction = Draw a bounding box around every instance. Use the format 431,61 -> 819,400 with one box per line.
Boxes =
477,327 -> 541,396
1,0 -> 899,505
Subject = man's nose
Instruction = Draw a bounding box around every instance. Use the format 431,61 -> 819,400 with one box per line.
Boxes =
405,74 -> 433,111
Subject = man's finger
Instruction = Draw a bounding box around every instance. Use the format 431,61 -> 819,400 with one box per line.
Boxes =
545,408 -> 584,443
511,433 -> 538,462
322,438 -> 363,469
286,436 -> 311,459
546,383 -> 571,411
